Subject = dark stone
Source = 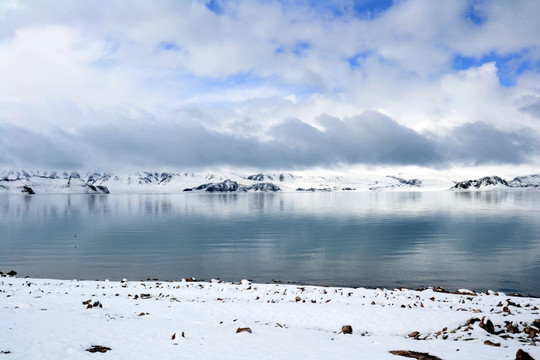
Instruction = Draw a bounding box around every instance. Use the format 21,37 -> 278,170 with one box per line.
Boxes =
525,326 -> 539,338
7,270 -> 17,276
516,349 -> 535,360
236,327 -> 252,334
342,325 -> 353,334
171,331 -> 185,340
389,350 -> 443,360
484,340 -> 500,347
465,317 -> 480,326
86,345 -> 111,353
183,188 -> 193,191
408,331 -> 420,338
96,186 -> 110,194
22,186 -> 35,194
479,317 -> 495,334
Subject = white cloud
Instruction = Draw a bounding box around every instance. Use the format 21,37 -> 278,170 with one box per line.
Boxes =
0,0 -> 539,169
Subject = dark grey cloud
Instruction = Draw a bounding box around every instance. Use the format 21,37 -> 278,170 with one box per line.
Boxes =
0,111 -> 538,170
269,112 -> 439,166
438,121 -> 539,166
0,123 -> 85,169
520,101 -> 540,119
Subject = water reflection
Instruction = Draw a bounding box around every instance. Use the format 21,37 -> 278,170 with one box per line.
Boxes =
453,190 -> 509,205
1,191 -> 539,295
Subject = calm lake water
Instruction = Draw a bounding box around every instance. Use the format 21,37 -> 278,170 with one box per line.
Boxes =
1,192 -> 539,295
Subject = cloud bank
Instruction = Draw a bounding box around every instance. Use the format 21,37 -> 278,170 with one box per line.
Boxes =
0,0 -> 539,170
1,112 -> 537,170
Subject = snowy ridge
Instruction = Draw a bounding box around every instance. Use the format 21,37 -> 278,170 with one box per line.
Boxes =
0,170 -> 110,194
452,175 -> 540,190
1,170 -> 540,194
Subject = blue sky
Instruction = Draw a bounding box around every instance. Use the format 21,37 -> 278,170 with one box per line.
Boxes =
0,0 -> 539,170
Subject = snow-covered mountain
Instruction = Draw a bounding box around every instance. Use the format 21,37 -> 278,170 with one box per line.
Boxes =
452,175 -> 540,190
0,170 -> 110,194
1,170 -> 539,194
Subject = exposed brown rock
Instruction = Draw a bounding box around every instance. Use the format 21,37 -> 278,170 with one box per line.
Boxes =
7,270 -> 17,276
342,325 -> 353,334
484,340 -> 500,347
389,350 -> 443,360
524,326 -> 539,338
479,317 -> 495,334
171,331 -> 185,340
465,317 -> 480,326
516,349 -> 535,360
236,327 -> 252,334
506,322 -> 520,334
507,299 -> 521,308
408,331 -> 420,338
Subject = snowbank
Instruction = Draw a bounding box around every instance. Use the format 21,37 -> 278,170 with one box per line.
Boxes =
1,276 -> 539,359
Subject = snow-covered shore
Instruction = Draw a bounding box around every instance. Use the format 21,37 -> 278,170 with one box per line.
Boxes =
1,276 -> 538,359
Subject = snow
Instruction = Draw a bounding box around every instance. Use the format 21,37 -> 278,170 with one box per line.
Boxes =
1,276 -> 539,359
2,169 -> 540,194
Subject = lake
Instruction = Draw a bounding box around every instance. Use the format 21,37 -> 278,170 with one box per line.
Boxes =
1,191 -> 539,295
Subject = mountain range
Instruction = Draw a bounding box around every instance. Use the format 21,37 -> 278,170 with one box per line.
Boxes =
1,170 -> 539,194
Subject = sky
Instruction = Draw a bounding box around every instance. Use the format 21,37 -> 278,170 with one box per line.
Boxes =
0,0 -> 539,172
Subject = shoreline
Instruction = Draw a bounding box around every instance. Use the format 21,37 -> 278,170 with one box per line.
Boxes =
4,271 -> 538,299
3,271 -> 539,299
1,275 -> 539,359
